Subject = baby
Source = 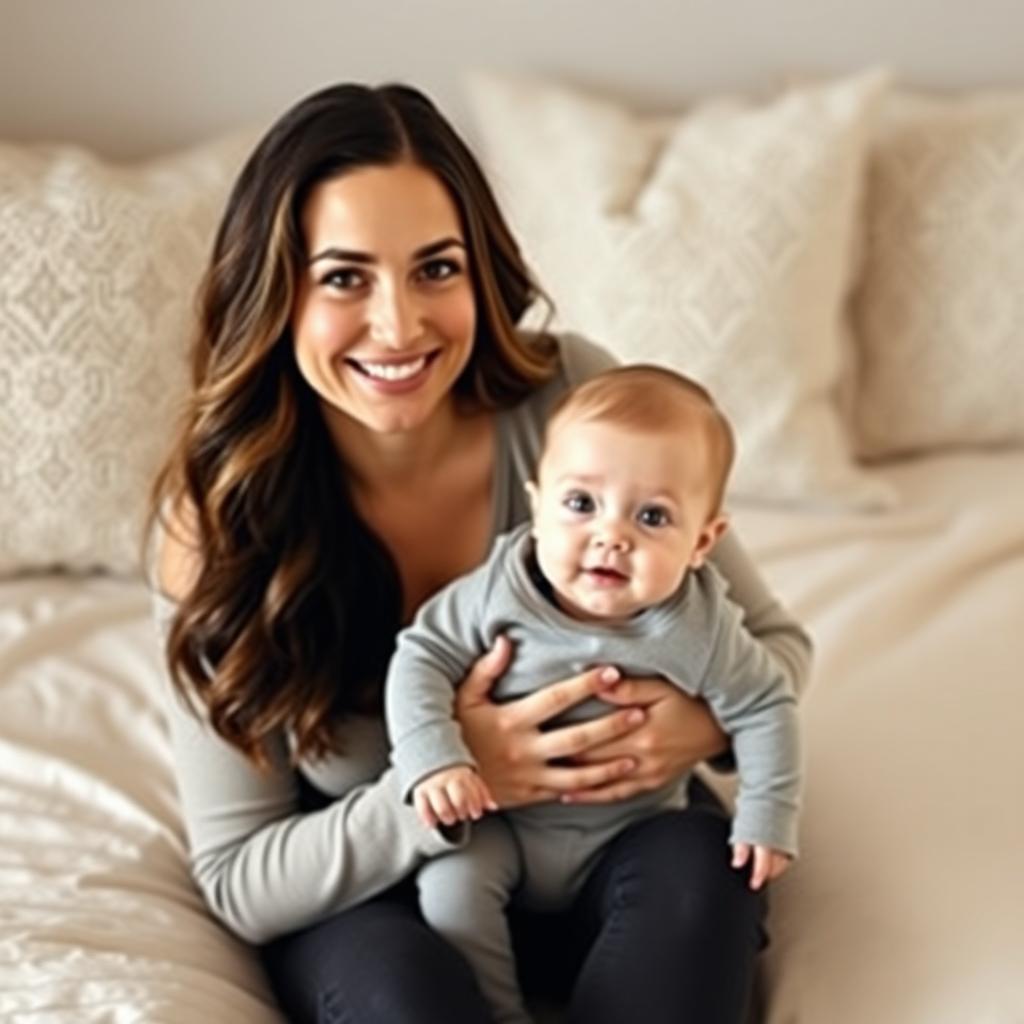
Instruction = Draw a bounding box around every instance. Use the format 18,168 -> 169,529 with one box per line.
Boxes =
385,365 -> 801,1024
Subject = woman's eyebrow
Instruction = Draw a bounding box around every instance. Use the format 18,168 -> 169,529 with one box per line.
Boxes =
308,247 -> 374,266
307,236 -> 465,266
413,236 -> 466,259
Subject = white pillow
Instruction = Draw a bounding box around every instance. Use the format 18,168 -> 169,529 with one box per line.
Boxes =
465,70 -> 894,510
0,134 -> 253,575
851,90 -> 1024,458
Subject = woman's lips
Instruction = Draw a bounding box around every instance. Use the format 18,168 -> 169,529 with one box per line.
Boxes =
345,350 -> 441,393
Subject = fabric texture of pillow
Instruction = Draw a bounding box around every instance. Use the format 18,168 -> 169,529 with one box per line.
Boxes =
850,89 -> 1024,458
0,134 -> 253,575
465,70 -> 894,509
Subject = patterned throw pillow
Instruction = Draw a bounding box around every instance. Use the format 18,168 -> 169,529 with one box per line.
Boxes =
851,90 -> 1024,457
0,134 -> 253,575
464,70 -> 894,509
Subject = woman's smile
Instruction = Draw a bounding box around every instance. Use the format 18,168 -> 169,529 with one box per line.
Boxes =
345,348 -> 442,390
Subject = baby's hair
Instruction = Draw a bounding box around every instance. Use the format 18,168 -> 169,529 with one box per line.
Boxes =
545,364 -> 736,513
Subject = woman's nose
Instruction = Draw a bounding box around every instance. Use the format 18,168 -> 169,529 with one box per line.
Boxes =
368,284 -> 420,348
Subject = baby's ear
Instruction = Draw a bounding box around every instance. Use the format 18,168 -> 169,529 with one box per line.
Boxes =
690,513 -> 730,568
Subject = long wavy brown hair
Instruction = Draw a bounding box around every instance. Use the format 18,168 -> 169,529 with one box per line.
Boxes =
149,83 -> 558,769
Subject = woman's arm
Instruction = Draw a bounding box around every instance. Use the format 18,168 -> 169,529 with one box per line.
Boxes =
152,521 -> 458,945
162,669 -> 454,944
706,527 -> 813,699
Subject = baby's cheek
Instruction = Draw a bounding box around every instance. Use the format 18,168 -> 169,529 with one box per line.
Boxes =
535,533 -> 571,583
641,559 -> 687,604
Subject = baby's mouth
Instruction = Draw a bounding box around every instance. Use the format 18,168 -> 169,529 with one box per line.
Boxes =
583,566 -> 629,583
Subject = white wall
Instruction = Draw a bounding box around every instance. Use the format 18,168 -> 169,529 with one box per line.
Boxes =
1,0 -> 1022,157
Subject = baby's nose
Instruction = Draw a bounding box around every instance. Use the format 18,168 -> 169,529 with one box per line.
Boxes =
594,523 -> 631,551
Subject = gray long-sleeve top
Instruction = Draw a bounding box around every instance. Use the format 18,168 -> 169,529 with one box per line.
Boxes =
386,523 -> 801,855
150,333 -> 813,943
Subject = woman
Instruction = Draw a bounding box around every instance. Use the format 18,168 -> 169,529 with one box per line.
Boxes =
149,82 -> 811,1024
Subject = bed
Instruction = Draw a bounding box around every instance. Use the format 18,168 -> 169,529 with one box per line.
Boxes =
3,451 -> 1022,1022
2,16 -> 1023,1023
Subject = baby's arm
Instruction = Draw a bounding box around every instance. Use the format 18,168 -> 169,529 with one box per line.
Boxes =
698,578 -> 803,887
730,842 -> 792,890
385,553 -> 499,804
413,765 -> 499,829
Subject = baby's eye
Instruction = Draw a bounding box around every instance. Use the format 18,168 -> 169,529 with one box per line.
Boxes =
637,505 -> 671,528
416,257 -> 462,283
563,490 -> 595,514
320,267 -> 367,291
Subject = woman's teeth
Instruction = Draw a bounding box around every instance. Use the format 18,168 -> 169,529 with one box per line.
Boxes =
357,356 -> 427,381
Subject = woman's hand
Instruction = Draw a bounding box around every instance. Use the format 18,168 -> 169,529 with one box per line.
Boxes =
454,637 -> 647,809
561,677 -> 729,804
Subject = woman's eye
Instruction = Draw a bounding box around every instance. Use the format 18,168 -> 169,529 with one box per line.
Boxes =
417,257 -> 461,283
638,506 -> 670,528
564,491 -> 595,514
320,267 -> 367,291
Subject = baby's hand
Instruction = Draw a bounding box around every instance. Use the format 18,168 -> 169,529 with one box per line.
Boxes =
413,765 -> 498,829
731,842 -> 792,891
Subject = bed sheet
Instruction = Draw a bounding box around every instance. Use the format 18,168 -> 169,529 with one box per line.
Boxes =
1,450 -> 1022,1022
729,450 -> 1024,1024
0,575 -> 281,1022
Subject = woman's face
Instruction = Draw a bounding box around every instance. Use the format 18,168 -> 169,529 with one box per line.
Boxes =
291,162 -> 477,439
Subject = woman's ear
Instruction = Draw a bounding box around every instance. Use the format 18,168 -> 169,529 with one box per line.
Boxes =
689,513 -> 730,568
524,480 -> 541,534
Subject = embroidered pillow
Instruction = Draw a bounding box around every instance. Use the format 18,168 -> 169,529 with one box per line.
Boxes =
465,70 -> 894,509
851,89 -> 1024,457
0,134 -> 253,574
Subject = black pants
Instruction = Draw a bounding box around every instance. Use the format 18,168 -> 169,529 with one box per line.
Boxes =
261,779 -> 767,1024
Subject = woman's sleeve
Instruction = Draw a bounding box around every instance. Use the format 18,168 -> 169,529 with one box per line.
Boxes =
706,531 -> 813,700
152,592 -> 460,945
557,331 -> 620,384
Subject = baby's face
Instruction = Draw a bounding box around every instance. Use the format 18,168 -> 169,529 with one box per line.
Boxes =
528,418 -> 723,622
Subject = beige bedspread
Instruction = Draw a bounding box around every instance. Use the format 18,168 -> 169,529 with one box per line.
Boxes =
2,451 -> 1022,1023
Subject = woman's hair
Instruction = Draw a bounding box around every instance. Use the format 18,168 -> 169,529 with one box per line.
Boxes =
149,82 -> 559,769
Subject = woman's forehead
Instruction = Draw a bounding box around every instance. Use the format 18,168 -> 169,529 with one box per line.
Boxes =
302,163 -> 463,255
